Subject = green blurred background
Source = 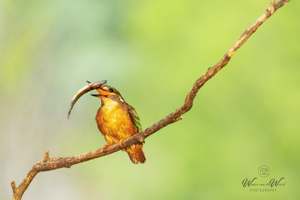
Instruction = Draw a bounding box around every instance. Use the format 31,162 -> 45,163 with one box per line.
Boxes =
1,0 -> 299,199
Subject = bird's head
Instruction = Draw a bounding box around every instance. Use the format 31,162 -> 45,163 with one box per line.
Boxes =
92,85 -> 125,103
68,80 -> 127,118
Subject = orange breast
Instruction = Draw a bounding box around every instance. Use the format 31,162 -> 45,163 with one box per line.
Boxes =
95,97 -> 137,145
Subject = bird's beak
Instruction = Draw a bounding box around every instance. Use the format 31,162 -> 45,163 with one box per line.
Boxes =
91,87 -> 110,98
68,80 -> 107,118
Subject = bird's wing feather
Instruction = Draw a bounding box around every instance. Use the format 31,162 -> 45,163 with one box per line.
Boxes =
127,104 -> 142,133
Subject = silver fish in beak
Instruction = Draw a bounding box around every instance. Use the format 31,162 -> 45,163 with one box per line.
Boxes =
68,80 -> 107,118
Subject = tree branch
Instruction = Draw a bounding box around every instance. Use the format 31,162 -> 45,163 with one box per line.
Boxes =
11,0 -> 290,199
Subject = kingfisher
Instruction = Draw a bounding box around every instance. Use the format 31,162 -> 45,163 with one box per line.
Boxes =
68,80 -> 146,164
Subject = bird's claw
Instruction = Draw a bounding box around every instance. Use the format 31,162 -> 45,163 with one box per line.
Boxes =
118,139 -> 124,147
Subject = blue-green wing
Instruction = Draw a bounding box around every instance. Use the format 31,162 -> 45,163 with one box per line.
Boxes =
127,104 -> 142,133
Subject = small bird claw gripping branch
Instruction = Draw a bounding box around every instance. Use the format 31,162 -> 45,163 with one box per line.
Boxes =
11,0 -> 291,199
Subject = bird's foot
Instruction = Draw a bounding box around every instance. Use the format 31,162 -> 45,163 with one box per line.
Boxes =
118,139 -> 124,147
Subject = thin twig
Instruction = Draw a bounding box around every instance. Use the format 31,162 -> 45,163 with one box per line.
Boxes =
11,0 -> 290,199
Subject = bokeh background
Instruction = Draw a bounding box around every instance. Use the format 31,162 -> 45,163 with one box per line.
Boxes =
1,0 -> 299,199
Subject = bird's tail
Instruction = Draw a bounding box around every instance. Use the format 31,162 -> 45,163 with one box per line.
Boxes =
125,143 -> 146,164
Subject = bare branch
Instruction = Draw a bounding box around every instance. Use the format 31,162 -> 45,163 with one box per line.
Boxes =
11,0 -> 291,199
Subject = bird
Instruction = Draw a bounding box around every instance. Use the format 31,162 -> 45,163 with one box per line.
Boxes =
68,81 -> 146,164
92,85 -> 146,164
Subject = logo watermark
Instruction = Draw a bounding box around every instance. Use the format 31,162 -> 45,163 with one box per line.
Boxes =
258,165 -> 270,178
242,165 -> 285,192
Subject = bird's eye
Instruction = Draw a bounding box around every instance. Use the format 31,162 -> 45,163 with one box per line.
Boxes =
108,88 -> 114,93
